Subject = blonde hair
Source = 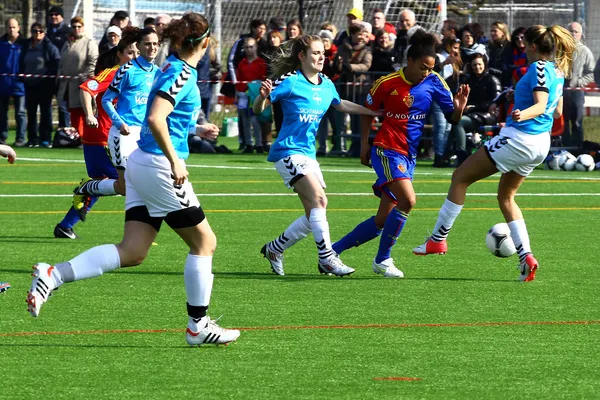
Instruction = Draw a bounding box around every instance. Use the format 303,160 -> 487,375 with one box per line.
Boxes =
269,35 -> 321,79
524,25 -> 576,77
491,21 -> 510,42
320,22 -> 338,38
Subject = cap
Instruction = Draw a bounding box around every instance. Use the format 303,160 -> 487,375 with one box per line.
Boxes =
106,26 -> 122,36
48,6 -> 64,16
318,29 -> 334,41
347,8 -> 363,21
359,21 -> 372,34
113,10 -> 129,20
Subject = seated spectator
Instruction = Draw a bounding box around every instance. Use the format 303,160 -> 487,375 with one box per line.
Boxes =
459,24 -> 487,71
503,27 -> 527,86
441,19 -> 459,40
487,22 -> 510,80
20,22 -> 60,148
57,17 -> 98,141
285,18 -> 303,41
451,54 -> 501,166
262,30 -> 283,73
235,37 -> 267,153
267,16 -> 286,34
371,7 -> 396,42
143,17 -> 155,30
370,29 -> 395,74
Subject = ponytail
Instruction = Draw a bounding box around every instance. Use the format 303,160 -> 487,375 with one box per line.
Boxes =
269,35 -> 321,80
524,25 -> 576,78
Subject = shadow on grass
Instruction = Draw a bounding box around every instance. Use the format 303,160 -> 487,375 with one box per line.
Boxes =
0,343 -> 219,350
0,235 -> 58,243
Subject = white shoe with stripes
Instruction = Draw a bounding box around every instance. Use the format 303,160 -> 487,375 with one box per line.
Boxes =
26,263 -> 57,317
185,317 -> 240,346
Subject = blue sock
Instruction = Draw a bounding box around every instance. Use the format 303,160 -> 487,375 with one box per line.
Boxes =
332,216 -> 382,255
375,208 -> 409,263
59,197 -> 99,229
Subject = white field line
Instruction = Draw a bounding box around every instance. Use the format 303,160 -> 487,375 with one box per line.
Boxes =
15,157 -> 600,180
2,193 -> 600,198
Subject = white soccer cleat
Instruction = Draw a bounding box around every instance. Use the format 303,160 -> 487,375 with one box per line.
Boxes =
26,263 -> 57,317
372,258 -> 404,278
261,244 -> 284,276
318,256 -> 355,277
185,317 -> 241,346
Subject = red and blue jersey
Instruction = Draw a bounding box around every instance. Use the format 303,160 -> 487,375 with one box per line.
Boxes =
366,70 -> 454,158
79,65 -> 119,146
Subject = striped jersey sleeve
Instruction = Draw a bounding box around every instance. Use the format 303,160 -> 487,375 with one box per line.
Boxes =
530,60 -> 550,93
155,63 -> 193,106
108,61 -> 133,93
79,66 -> 119,96
270,71 -> 297,103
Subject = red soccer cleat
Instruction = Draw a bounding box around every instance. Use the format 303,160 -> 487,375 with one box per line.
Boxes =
412,238 -> 448,255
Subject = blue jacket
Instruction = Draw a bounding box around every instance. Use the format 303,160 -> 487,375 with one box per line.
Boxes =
0,34 -> 26,96
196,45 -> 211,99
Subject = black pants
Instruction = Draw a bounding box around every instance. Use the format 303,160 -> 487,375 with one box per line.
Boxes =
563,89 -> 584,146
26,83 -> 54,143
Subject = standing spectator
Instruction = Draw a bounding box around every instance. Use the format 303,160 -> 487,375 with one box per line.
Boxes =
335,8 -> 362,46
99,26 -> 121,55
370,30 -> 395,74
0,18 -> 26,147
487,22 -> 510,81
335,23 -> 372,156
317,29 -> 339,155
441,19 -> 459,40
259,30 -> 284,148
196,43 -> 213,120
20,23 -> 60,147
502,27 -> 527,87
154,14 -> 172,67
563,22 -> 595,146
98,11 -> 129,54
57,17 -> 98,140
236,37 -> 267,153
143,17 -> 156,30
393,9 -> 419,68
267,16 -> 286,34
371,8 -> 396,42
595,56 -> 600,88
285,18 -> 303,41
46,6 -> 71,129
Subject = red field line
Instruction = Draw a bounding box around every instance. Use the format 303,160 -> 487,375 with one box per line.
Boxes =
1,320 -> 599,338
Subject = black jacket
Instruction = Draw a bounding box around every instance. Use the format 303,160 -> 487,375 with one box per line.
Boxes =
19,36 -> 61,87
46,21 -> 70,53
462,71 -> 502,125
370,45 -> 395,75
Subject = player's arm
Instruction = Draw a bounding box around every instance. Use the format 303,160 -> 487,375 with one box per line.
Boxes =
0,144 -> 16,164
253,79 -> 272,115
511,91 -> 549,122
553,96 -> 563,119
359,114 -> 374,168
146,96 -> 187,184
333,100 -> 379,116
79,89 -> 98,128
101,89 -> 126,130
448,84 -> 470,124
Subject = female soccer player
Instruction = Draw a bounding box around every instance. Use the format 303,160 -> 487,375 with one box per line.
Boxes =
330,31 -> 470,278
54,32 -> 139,237
101,26 -> 158,192
253,35 -> 380,277
413,25 -> 576,282
27,13 -> 240,346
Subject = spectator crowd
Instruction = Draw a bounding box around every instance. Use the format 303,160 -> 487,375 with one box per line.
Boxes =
0,6 -> 599,165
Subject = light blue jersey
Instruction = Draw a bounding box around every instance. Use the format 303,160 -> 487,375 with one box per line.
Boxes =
267,70 -> 341,162
138,55 -> 201,160
102,56 -> 156,129
507,60 -> 564,135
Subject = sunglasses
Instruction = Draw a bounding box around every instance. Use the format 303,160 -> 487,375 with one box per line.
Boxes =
515,35 -> 524,40
50,13 -> 60,16
453,38 -> 461,43
31,29 -> 44,33
72,25 -> 83,29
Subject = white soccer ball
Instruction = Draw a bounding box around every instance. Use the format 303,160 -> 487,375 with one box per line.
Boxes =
558,152 -> 576,171
575,154 -> 595,171
485,223 -> 516,258
547,153 -> 561,170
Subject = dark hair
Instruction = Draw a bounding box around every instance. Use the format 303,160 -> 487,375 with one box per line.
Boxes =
372,7 -> 384,14
30,22 -> 45,31
469,22 -> 485,42
95,47 -> 120,74
470,52 -> 487,68
286,18 -> 303,40
407,29 -> 437,61
163,13 -> 210,54
444,19 -> 459,34
144,17 -> 155,27
459,24 -> 479,44
510,27 -> 526,49
250,19 -> 267,31
524,25 -> 576,77
268,16 -> 285,31
349,24 -> 364,36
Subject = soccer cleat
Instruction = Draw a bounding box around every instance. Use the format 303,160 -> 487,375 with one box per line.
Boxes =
372,258 -> 404,278
317,256 -> 355,277
185,317 -> 241,346
412,237 -> 447,255
73,178 -> 93,222
261,244 -> 285,276
519,254 -> 539,282
26,263 -> 57,317
54,224 -> 78,239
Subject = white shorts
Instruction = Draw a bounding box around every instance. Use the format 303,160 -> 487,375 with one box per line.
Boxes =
108,125 -> 141,170
484,126 -> 550,177
274,154 -> 326,189
125,148 -> 200,217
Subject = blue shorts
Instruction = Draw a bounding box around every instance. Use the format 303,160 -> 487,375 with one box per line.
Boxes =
83,145 -> 118,179
371,146 -> 416,203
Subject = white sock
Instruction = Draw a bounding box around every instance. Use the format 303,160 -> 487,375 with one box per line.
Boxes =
96,179 -> 118,195
268,216 -> 311,254
309,208 -> 335,262
56,244 -> 121,282
184,254 -> 214,308
508,219 -> 532,263
431,198 -> 463,242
